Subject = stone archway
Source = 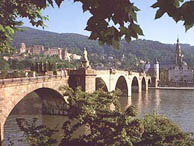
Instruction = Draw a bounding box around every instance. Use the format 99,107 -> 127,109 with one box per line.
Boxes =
131,76 -> 139,93
95,78 -> 108,92
2,88 -> 65,145
142,77 -> 146,91
35,88 -> 66,115
115,76 -> 128,96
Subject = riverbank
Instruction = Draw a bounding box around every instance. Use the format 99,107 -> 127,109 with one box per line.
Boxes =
149,87 -> 194,90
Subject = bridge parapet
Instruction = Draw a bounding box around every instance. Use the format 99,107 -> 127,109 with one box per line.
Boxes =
95,70 -> 110,75
0,75 -> 68,88
130,72 -> 140,76
140,72 -> 147,76
113,70 -> 128,75
68,68 -> 96,76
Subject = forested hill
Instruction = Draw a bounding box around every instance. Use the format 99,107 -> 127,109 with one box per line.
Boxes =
12,27 -> 194,67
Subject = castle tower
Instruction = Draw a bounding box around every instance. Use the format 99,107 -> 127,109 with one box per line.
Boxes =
62,48 -> 70,61
19,43 -> 26,54
176,38 -> 183,65
153,58 -> 160,87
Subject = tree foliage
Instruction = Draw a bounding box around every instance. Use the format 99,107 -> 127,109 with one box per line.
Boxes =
16,117 -> 58,146
0,57 -> 10,70
0,0 -> 48,52
57,87 -> 194,146
152,0 -> 194,31
1,0 -> 194,52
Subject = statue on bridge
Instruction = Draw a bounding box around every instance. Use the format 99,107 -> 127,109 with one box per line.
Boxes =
81,48 -> 91,69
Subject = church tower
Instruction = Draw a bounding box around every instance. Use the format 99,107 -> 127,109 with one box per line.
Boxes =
176,38 -> 183,66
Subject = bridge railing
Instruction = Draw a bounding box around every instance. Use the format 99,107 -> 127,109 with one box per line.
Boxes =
0,75 -> 68,85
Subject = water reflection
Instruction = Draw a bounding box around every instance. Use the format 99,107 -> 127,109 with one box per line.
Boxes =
119,96 -> 131,112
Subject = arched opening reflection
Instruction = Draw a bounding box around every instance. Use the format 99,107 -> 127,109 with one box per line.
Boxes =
148,79 -> 151,87
115,76 -> 128,97
131,76 -> 139,93
3,88 -> 66,145
142,77 -> 146,91
95,78 -> 108,92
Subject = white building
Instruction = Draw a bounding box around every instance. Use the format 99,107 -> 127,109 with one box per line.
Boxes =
168,39 -> 194,83
168,64 -> 193,82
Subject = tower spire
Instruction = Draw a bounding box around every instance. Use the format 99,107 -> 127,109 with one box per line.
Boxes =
175,38 -> 183,65
177,37 -> 180,44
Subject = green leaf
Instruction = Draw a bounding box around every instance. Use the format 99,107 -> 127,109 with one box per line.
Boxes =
130,10 -> 137,22
133,24 -> 144,36
120,26 -> 128,34
185,23 -> 194,32
55,0 -> 63,7
125,35 -> 131,43
151,2 -> 159,8
47,0 -> 54,7
89,32 -> 98,40
133,6 -> 140,12
155,9 -> 165,19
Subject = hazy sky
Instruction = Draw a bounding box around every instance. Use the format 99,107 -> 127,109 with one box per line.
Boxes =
22,0 -> 194,45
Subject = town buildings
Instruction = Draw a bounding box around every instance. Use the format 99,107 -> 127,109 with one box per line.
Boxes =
168,39 -> 194,84
145,39 -> 194,86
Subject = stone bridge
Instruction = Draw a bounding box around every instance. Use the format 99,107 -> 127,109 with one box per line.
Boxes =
0,68 -> 151,142
95,69 -> 150,96
68,68 -> 151,96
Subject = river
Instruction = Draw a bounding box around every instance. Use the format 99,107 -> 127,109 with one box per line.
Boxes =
3,89 -> 194,145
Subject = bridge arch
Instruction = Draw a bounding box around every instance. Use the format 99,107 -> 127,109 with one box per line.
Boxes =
95,77 -> 108,92
3,87 -> 65,144
115,76 -> 129,96
0,77 -> 68,141
131,76 -> 139,93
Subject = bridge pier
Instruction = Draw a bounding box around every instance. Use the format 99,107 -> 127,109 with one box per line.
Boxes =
145,80 -> 149,91
68,68 -> 97,93
138,79 -> 142,93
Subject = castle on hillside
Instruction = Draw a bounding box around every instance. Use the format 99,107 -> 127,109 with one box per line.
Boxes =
18,43 -> 81,61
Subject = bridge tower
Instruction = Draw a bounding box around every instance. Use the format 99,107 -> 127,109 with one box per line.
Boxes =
68,48 -> 96,93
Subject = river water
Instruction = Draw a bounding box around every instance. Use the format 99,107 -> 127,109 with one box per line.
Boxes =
3,89 -> 194,145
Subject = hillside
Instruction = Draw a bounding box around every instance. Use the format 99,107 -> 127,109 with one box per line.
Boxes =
12,27 -> 194,68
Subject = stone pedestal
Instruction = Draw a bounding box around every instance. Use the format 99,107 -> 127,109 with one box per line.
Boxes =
68,68 -> 96,93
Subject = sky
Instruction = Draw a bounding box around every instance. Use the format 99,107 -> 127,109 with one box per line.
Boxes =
22,0 -> 194,46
